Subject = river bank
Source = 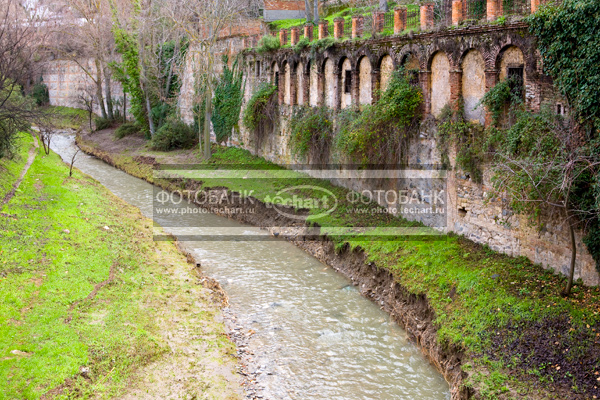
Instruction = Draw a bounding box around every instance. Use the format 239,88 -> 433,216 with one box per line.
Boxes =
0,133 -> 241,399
78,126 -> 600,400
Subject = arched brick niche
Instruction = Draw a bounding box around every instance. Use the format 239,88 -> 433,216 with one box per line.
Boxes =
358,56 -> 372,106
324,58 -> 335,108
296,61 -> 304,105
379,55 -> 394,92
430,51 -> 451,117
283,61 -> 291,105
462,50 -> 486,124
340,58 -> 352,109
309,60 -> 318,106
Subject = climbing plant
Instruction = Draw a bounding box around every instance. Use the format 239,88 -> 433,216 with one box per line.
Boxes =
436,103 -> 486,183
242,82 -> 278,151
289,106 -> 333,163
335,69 -> 422,165
211,55 -> 244,144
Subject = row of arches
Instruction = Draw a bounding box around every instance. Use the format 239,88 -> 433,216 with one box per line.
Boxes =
253,41 -> 530,124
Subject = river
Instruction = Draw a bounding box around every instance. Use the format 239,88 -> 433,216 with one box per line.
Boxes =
51,133 -> 450,400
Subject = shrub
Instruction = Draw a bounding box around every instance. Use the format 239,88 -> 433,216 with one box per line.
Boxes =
436,104 -> 486,183
31,82 -> 49,106
114,122 -> 141,139
335,69 -> 422,165
150,117 -> 197,151
94,116 -> 116,131
242,83 -> 278,149
256,35 -> 281,54
294,36 -> 310,53
289,106 -> 333,163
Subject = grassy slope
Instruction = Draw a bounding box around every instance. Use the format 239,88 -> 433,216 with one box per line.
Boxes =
78,134 -> 600,399
0,140 -> 237,399
0,133 -> 35,200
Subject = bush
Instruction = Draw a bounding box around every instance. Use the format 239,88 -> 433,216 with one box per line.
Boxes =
289,106 -> 332,163
94,116 -> 116,131
294,36 -> 310,53
256,35 -> 280,54
31,82 -> 49,106
114,122 -> 140,139
150,117 -> 197,151
335,70 -> 422,165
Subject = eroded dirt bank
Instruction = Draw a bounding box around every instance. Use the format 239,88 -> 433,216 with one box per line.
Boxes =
76,131 -> 469,399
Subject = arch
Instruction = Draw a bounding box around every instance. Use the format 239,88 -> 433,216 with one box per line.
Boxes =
461,49 -> 486,124
401,52 -> 420,71
358,56 -> 372,106
296,61 -> 305,105
430,51 -> 451,118
379,54 -> 394,92
497,45 -> 526,81
283,61 -> 291,105
340,58 -> 352,109
309,60 -> 318,106
324,58 -> 335,108
271,61 -> 280,88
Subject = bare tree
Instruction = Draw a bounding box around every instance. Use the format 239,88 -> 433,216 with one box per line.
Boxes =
77,84 -> 96,131
69,147 -> 80,176
168,0 -> 256,158
0,0 -> 53,158
490,116 -> 600,296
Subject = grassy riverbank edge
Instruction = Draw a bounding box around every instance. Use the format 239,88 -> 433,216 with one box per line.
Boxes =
77,128 -> 600,400
0,135 -> 240,399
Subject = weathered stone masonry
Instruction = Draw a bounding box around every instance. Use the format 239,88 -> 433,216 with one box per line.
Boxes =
236,23 -> 600,286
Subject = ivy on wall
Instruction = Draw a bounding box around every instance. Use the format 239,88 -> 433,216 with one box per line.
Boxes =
289,106 -> 333,163
212,56 -> 244,144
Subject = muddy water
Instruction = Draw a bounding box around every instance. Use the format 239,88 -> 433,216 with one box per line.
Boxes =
52,134 -> 450,400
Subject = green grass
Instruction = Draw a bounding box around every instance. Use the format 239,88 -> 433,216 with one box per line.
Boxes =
46,106 -> 90,130
77,133 -> 600,398
0,133 -> 35,200
0,138 -> 234,398
172,146 -> 600,397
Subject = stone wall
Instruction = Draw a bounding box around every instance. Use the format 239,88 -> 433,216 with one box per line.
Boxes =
42,59 -> 124,116
228,23 -> 600,286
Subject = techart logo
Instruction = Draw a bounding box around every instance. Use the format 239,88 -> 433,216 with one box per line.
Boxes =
264,185 -> 338,221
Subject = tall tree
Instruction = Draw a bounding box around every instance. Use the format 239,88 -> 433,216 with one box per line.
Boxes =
168,0 -> 255,158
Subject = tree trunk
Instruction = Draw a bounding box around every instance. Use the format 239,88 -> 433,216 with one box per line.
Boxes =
313,0 -> 319,23
379,0 -> 389,12
563,209 -> 577,296
95,59 -> 107,118
104,65 -> 114,120
123,92 -> 127,123
304,0 -> 312,21
145,90 -> 155,136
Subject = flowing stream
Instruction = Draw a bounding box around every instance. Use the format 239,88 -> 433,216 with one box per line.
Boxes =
51,133 -> 450,400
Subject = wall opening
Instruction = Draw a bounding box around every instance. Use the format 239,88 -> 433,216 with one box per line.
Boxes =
256,61 -> 261,77
344,70 -> 352,93
508,66 -> 524,99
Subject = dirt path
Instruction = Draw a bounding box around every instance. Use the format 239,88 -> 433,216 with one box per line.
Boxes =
1,134 -> 38,206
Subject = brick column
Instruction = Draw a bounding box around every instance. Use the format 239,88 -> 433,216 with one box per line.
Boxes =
290,27 -> 300,46
303,68 -> 310,106
279,29 -> 288,46
333,18 -> 344,39
420,70 -> 432,115
317,71 -> 325,106
394,6 -> 407,34
278,70 -> 285,105
531,0 -> 540,13
452,0 -> 463,25
290,69 -> 297,106
352,15 -> 364,38
333,67 -> 342,110
371,68 -> 381,103
487,0 -> 501,22
420,3 -> 435,30
318,20 -> 329,39
484,69 -> 499,126
372,11 -> 385,33
449,69 -> 463,111
304,23 -> 314,41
